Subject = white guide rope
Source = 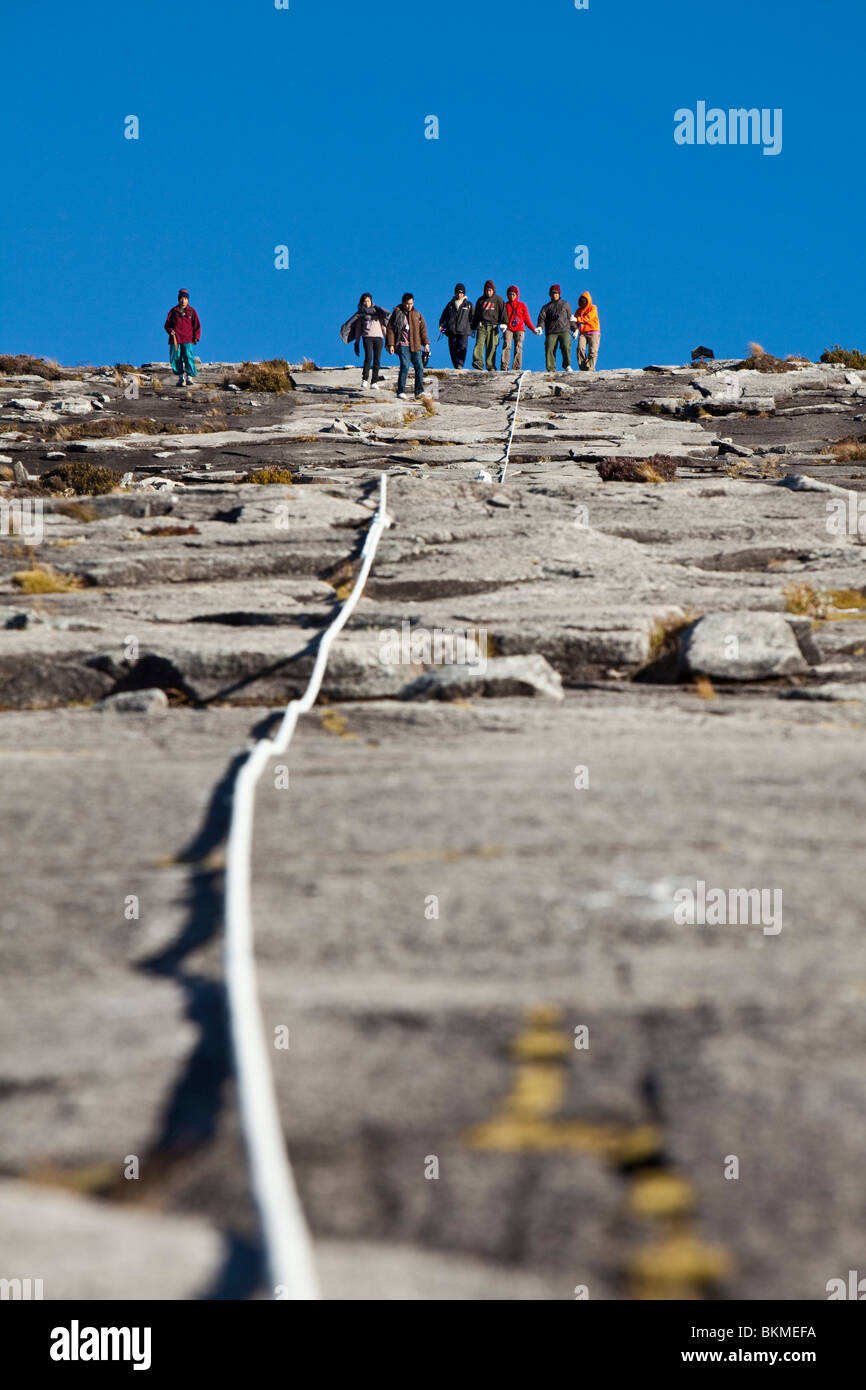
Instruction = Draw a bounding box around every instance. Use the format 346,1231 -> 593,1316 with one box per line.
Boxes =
223,473 -> 392,1300
498,370 -> 530,484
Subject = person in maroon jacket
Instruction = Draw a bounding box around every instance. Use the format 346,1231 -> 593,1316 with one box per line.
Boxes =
164,289 -> 201,386
500,285 -> 536,372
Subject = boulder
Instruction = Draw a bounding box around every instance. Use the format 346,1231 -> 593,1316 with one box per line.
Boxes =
680,612 -> 808,681
400,654 -> 564,701
97,688 -> 169,714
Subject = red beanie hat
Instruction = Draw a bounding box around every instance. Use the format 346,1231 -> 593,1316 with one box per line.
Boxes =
549,284 -> 561,296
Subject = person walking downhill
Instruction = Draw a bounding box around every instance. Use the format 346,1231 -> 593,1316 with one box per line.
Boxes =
341,293 -> 390,390
164,288 -> 201,386
471,279 -> 506,371
574,291 -> 601,372
386,292 -> 430,399
439,283 -> 473,369
536,284 -> 574,373
500,285 -> 536,372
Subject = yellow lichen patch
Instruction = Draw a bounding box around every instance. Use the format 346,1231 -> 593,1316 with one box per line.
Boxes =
25,1159 -> 117,1196
693,675 -> 716,700
320,708 -> 358,739
607,1124 -> 664,1166
384,843 -> 504,865
825,588 -> 866,613
511,1030 -> 572,1062
784,581 -> 822,616
628,1229 -> 734,1298
629,1171 -> 696,1218
466,1114 -> 662,1160
786,584 -> 866,620
154,849 -> 225,870
499,1063 -> 568,1122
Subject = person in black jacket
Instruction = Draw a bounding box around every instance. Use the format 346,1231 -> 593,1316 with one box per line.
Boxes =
471,279 -> 507,371
439,283 -> 473,369
340,293 -> 390,390
536,284 -> 575,373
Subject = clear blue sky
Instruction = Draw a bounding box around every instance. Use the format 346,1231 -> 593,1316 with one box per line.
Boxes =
1,0 -> 863,370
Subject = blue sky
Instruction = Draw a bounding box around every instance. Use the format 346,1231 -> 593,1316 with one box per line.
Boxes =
1,0 -> 863,370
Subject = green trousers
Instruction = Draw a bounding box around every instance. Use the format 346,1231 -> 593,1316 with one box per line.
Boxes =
473,322 -> 500,370
545,331 -> 571,372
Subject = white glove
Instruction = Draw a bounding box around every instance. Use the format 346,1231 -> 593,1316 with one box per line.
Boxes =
573,330 -> 580,340
535,327 -> 543,336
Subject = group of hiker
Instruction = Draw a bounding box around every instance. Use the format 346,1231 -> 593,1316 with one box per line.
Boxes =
340,281 -> 602,397
162,279 -> 602,398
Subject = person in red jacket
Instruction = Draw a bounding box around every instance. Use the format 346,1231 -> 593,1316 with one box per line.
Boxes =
500,285 -> 536,372
164,288 -> 201,387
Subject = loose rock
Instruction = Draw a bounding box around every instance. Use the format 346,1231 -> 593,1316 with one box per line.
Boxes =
680,612 -> 808,680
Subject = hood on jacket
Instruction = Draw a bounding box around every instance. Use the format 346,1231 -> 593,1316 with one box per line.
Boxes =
578,292 -> 593,308
507,285 -> 519,298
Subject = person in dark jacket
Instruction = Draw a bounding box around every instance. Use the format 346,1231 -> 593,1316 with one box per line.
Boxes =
386,293 -> 430,399
471,280 -> 506,371
438,283 -> 473,369
164,289 -> 201,386
501,285 -> 536,372
536,284 -> 574,373
341,293 -> 390,390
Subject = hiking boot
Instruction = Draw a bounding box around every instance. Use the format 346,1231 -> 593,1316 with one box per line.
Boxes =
565,366 -> 574,373
370,383 -> 381,391
396,392 -> 409,400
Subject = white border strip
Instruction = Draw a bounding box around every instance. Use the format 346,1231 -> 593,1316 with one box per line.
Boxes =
223,473 -> 392,1299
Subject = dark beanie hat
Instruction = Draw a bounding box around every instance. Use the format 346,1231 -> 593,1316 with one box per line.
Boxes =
178,288 -> 189,299
455,283 -> 466,295
484,279 -> 495,292
549,284 -> 561,296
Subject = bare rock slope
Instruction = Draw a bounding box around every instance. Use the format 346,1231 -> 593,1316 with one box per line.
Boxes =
1,358 -> 864,1300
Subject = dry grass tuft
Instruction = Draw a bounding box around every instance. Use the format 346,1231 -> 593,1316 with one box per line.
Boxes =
41,460 -> 122,495
597,455 -> 678,484
242,467 -> 293,485
820,345 -> 866,370
12,565 -> 83,593
231,359 -> 295,393
830,436 -> 866,462
0,354 -> 63,380
55,501 -> 99,522
136,524 -> 200,538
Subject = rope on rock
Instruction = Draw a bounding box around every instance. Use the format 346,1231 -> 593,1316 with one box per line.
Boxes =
498,370 -> 530,484
223,472 -> 392,1300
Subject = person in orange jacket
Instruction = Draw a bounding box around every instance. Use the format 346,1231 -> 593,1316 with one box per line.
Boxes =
574,292 -> 601,371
